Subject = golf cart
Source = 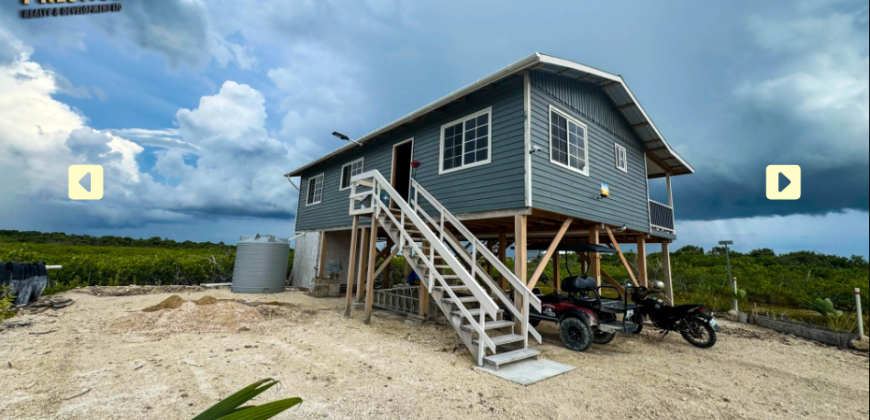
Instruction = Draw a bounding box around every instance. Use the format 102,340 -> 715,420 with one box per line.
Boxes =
526,243 -> 640,352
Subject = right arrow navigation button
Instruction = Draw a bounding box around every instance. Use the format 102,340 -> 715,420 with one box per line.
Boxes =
778,172 -> 791,193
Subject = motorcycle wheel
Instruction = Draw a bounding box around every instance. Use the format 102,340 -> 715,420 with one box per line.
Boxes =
559,317 -> 593,352
680,317 -> 718,349
593,331 -> 616,345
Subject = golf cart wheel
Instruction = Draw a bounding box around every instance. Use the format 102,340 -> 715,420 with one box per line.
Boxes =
530,319 -> 541,328
680,317 -> 718,349
628,314 -> 644,335
593,331 -> 616,345
559,317 -> 593,352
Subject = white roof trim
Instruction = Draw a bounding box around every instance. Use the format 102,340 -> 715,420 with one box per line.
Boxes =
287,53 -> 693,177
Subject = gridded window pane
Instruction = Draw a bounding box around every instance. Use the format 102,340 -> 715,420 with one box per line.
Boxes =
551,112 -> 568,166
341,166 -> 352,189
464,112 -> 488,165
551,110 -> 587,173
307,176 -> 323,204
307,179 -> 317,203
341,160 -> 365,189
443,112 -> 489,171
616,146 -> 627,172
442,122 -> 463,170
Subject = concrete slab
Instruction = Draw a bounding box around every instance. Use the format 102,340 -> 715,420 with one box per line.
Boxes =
475,358 -> 574,386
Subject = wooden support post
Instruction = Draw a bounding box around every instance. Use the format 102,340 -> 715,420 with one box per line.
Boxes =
364,214 -> 380,325
514,215 -> 528,331
356,228 -> 369,302
372,247 -> 400,280
344,216 -> 360,317
637,236 -> 648,287
590,225 -> 601,287
317,231 -> 328,278
604,227 -> 639,287
498,228 -> 507,291
553,251 -> 561,293
528,218 -> 573,290
662,241 -> 675,304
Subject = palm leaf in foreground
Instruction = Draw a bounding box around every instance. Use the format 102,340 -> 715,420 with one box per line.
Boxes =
192,379 -> 302,420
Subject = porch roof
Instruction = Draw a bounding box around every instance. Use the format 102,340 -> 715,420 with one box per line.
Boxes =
286,53 -> 694,178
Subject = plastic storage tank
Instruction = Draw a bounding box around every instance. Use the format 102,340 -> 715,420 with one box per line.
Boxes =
232,234 -> 290,294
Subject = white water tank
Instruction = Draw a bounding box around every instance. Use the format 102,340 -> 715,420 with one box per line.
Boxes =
232,234 -> 290,294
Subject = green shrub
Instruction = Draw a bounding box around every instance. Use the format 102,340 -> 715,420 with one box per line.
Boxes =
0,287 -> 14,320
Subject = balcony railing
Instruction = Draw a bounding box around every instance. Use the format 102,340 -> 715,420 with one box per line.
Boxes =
649,200 -> 675,233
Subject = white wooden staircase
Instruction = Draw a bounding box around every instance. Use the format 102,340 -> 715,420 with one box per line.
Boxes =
349,170 -> 542,369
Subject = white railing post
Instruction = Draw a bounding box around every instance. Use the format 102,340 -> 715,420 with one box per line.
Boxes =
478,310 -> 486,366
523,290 -> 530,348
857,288 -> 865,340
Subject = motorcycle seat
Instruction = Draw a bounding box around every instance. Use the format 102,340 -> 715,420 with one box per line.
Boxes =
659,304 -> 703,318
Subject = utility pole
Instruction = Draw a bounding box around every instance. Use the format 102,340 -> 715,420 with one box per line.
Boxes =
719,240 -> 737,313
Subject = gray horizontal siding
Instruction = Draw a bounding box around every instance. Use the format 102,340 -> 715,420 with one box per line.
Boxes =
530,71 -> 652,234
295,75 -> 527,231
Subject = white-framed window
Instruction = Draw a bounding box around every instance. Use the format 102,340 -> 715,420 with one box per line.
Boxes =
615,144 -> 628,173
306,173 -> 324,205
439,107 -> 492,174
549,106 -> 589,176
340,158 -> 364,190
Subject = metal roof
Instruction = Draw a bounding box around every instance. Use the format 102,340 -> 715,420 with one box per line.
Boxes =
286,53 -> 693,178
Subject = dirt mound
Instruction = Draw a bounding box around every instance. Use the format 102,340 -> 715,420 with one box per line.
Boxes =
143,295 -> 187,312
109,298 -> 312,334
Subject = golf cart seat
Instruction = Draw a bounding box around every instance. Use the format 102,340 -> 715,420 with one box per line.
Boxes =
561,276 -> 597,293
560,277 -> 600,308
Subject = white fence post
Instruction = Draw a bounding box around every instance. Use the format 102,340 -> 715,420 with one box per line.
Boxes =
857,288 -> 865,340
732,277 -> 739,313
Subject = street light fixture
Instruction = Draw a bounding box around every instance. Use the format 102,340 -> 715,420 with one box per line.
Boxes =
332,132 -> 363,146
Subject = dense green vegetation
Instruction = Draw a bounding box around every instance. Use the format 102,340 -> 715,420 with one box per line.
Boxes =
0,232 -> 293,295
1,230 -> 230,249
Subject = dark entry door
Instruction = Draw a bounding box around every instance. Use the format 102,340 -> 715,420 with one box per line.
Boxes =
392,140 -> 414,205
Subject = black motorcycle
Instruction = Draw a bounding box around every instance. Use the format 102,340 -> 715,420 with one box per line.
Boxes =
627,283 -> 719,349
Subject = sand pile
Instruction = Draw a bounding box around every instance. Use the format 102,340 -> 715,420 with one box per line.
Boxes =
109,295 -> 312,334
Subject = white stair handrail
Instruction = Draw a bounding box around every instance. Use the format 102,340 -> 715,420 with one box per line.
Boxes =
351,170 -> 500,320
412,180 -> 542,311
409,179 -> 542,345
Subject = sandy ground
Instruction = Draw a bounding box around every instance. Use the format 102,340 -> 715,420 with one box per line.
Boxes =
0,288 -> 868,420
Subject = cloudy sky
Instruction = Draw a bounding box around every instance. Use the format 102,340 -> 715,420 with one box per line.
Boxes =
0,0 -> 867,256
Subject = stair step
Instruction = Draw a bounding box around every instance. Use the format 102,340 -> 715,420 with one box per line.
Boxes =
452,308 -> 503,318
461,320 -> 515,332
433,285 -> 469,293
442,296 -> 479,304
474,334 -> 524,347
483,348 -> 540,369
